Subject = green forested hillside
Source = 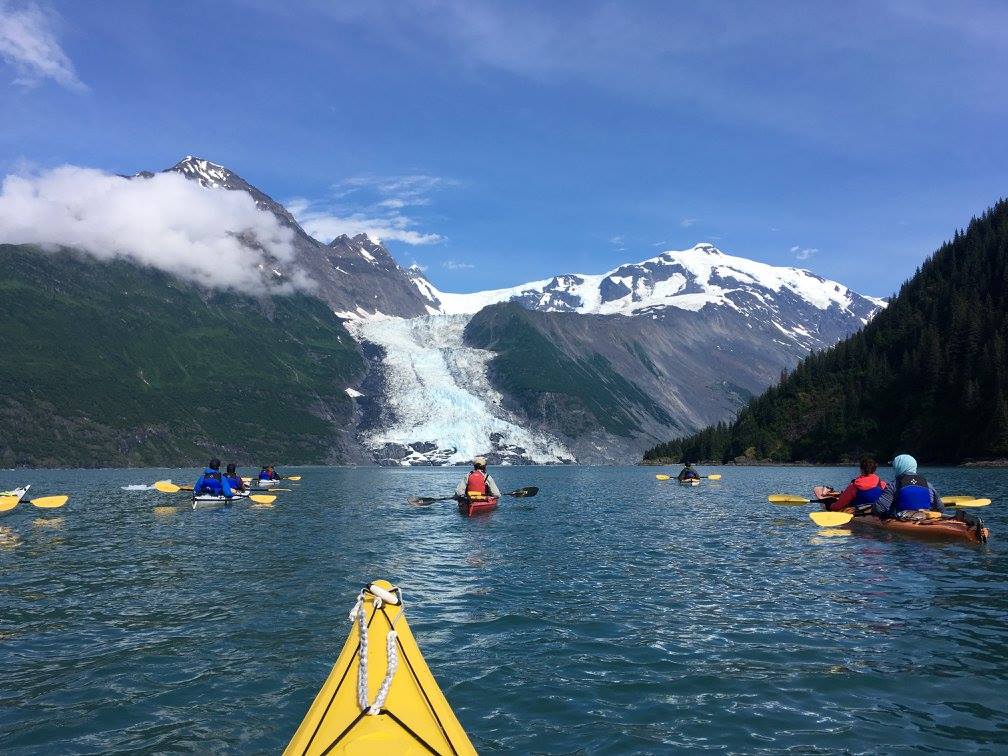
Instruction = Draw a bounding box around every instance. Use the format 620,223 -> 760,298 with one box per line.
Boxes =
0,245 -> 363,467
645,199 -> 1008,464
465,302 -> 677,438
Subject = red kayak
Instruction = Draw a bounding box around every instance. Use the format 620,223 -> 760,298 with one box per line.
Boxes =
814,486 -> 989,544
458,497 -> 499,517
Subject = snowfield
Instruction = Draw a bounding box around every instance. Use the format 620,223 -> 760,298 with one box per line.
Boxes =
348,315 -> 573,465
414,243 -> 883,319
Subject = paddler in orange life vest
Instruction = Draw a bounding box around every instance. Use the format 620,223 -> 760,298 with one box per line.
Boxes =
824,457 -> 887,511
455,457 -> 502,502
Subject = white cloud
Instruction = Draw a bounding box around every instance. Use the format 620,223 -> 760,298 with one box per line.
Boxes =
609,234 -> 625,250
287,172 -> 457,246
0,1 -> 85,91
0,166 -> 312,292
442,260 -> 474,270
791,245 -> 818,260
680,217 -> 697,228
287,195 -> 443,245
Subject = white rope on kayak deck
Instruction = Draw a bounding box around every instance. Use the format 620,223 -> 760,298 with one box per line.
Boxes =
349,584 -> 402,716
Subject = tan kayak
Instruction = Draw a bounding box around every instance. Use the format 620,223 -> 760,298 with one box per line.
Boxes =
285,580 -> 476,755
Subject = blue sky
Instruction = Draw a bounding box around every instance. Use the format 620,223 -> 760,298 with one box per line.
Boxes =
1,0 -> 1006,297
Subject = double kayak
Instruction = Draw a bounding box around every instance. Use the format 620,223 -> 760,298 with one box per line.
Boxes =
458,497 -> 498,516
814,487 -> 989,544
679,478 -> 700,487
285,580 -> 476,756
192,491 -> 249,510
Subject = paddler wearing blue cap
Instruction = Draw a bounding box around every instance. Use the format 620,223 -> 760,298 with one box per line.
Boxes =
871,453 -> 945,516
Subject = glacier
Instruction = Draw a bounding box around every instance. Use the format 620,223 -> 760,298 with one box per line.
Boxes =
347,315 -> 574,465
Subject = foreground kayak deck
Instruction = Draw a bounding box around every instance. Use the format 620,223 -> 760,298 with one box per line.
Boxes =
813,487 -> 989,544
285,581 -> 475,756
678,478 -> 700,487
458,497 -> 499,516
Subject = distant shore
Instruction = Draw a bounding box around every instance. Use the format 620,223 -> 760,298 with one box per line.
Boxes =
642,458 -> 1008,468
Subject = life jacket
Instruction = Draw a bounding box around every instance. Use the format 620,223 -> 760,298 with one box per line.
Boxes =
466,470 -> 488,501
850,474 -> 886,506
893,473 -> 932,511
259,469 -> 271,481
226,474 -> 243,490
196,469 -> 224,495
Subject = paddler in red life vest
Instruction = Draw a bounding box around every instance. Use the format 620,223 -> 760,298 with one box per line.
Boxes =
455,457 -> 502,502
824,457 -> 887,511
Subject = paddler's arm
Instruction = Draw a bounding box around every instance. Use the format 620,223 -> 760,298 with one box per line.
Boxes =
454,481 -> 466,498
485,475 -> 502,497
872,483 -> 895,516
830,481 -> 858,511
928,484 -> 945,512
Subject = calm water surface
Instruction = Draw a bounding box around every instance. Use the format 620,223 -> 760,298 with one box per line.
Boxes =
1,466 -> 1007,754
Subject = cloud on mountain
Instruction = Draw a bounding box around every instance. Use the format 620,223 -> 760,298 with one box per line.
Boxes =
0,166 -> 312,292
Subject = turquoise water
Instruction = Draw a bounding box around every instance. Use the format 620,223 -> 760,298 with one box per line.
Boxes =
1,465 -> 1006,753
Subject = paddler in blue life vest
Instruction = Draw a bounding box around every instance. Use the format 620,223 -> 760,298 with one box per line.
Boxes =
258,465 -> 280,482
225,463 -> 246,493
194,458 -> 233,497
677,462 -> 701,482
870,453 -> 944,516
824,457 -> 887,511
455,457 -> 501,502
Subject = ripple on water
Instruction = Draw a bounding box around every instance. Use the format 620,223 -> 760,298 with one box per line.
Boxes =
0,465 -> 1007,753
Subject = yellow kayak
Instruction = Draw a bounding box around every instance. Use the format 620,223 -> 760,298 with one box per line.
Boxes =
285,580 -> 477,755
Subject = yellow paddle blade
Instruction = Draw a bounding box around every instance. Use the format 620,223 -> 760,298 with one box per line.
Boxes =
950,498 -> 991,508
30,495 -> 68,509
942,495 -> 977,504
285,475 -> 302,481
0,496 -> 19,513
768,495 -> 811,505
655,474 -> 671,481
706,474 -> 722,480
249,494 -> 277,505
153,481 -> 182,493
809,511 -> 853,527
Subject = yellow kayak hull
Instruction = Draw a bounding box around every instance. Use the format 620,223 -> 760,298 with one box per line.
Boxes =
285,580 -> 476,756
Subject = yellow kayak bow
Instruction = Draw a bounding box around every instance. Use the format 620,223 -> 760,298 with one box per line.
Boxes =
285,580 -> 476,756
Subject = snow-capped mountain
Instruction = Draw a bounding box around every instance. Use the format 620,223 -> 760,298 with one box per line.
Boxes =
158,155 -> 885,464
163,157 -> 433,318
412,243 -> 884,354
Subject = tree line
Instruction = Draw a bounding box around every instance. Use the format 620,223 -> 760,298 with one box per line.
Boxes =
644,198 -> 1008,464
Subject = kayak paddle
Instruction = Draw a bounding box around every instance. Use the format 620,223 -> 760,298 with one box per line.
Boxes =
154,481 -> 190,493
809,511 -> 854,527
944,498 -> 991,508
768,494 -> 836,505
508,486 -> 539,498
250,487 -> 291,492
657,474 -> 720,481
284,475 -> 302,481
249,494 -> 277,505
0,494 -> 69,511
408,486 -> 539,506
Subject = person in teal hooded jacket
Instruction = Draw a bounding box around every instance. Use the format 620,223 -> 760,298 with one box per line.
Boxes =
871,454 -> 943,516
